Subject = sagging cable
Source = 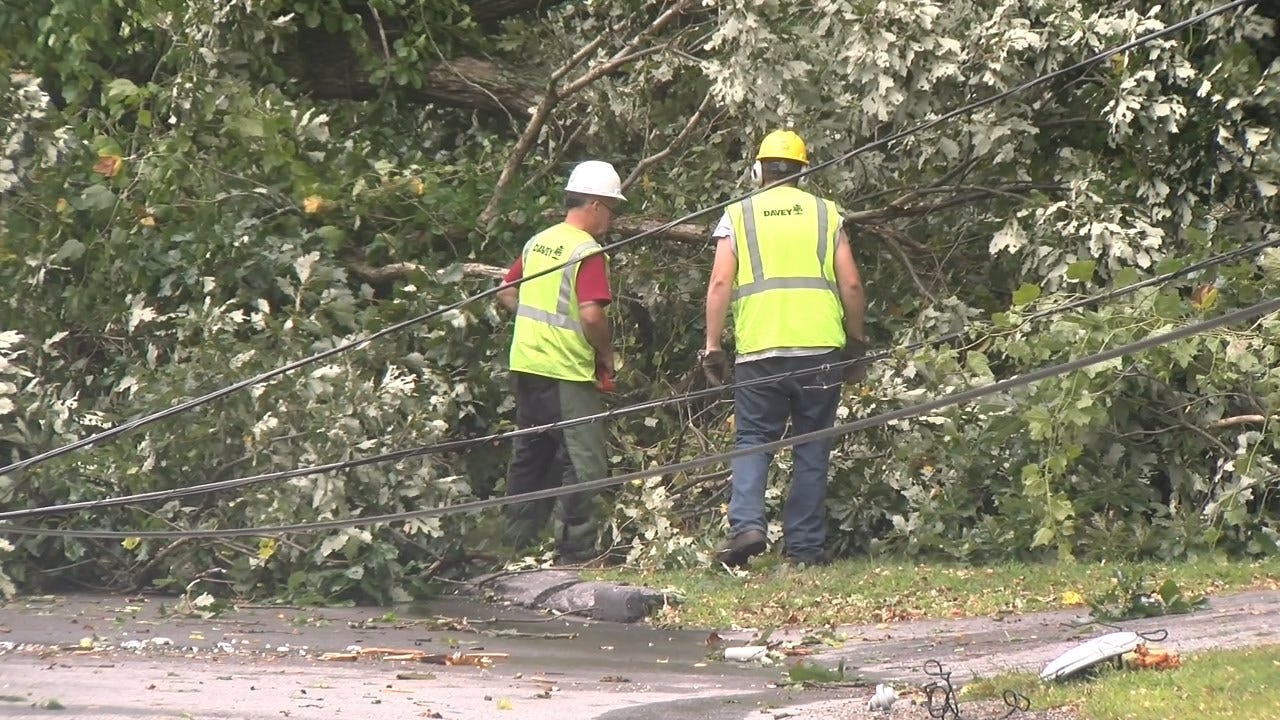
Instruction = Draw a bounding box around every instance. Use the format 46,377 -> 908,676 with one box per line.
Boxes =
2,234 -> 1273,522
0,0 -> 1253,477
1,295 -> 1274,539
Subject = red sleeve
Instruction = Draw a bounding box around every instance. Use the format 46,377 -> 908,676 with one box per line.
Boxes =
573,254 -> 611,306
502,256 -> 523,284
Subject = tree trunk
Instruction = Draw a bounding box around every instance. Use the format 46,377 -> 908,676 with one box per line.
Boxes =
285,10 -> 543,115
467,0 -> 572,23
285,26 -> 540,114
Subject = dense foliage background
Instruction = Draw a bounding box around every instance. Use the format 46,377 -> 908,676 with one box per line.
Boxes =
2,0 -> 1278,603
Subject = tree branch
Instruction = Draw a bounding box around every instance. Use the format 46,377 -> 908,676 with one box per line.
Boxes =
520,119 -> 590,191
465,0 -> 572,23
561,1 -> 691,95
475,35 -> 609,229
1207,415 -> 1271,429
845,182 -> 1065,225
622,91 -> 715,192
876,227 -> 939,305
535,210 -> 709,243
477,1 -> 692,229
347,261 -> 506,285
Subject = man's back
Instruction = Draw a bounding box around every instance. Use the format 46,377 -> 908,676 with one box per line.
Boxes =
723,185 -> 846,360
508,222 -> 605,383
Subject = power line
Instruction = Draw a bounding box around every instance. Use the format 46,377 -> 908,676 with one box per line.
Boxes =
0,0 -> 1253,477
3,233 -> 1274,522
2,296 -> 1274,540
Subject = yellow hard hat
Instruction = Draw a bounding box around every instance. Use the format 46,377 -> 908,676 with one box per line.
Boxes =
756,129 -> 808,164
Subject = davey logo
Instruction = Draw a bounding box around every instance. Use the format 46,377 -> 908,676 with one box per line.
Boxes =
762,203 -> 805,218
529,242 -> 564,259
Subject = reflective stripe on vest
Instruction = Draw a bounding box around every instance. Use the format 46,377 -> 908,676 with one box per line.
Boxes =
508,223 -> 602,383
727,187 -> 845,358
514,241 -> 598,331
733,194 -> 836,299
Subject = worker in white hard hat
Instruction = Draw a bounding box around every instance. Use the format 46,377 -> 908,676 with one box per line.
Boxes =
700,130 -> 868,568
495,159 -> 627,565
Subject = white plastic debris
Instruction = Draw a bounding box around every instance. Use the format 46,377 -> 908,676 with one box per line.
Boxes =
867,683 -> 897,711
1040,631 -> 1142,681
724,645 -> 768,662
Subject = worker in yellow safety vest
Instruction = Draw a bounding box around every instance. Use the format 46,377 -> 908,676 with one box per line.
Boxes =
496,160 -> 625,565
699,130 -> 868,568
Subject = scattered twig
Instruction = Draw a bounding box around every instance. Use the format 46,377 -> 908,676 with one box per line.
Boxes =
520,120 -> 590,191
878,228 -> 939,305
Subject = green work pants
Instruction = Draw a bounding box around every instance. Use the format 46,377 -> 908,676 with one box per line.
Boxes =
502,371 -> 608,558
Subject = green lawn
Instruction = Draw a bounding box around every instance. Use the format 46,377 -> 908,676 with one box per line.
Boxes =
592,556 -> 1280,628
962,645 -> 1280,720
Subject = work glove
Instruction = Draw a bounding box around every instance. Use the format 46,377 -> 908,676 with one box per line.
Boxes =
595,356 -> 615,393
594,365 -> 615,393
842,337 -> 870,385
699,349 -> 730,388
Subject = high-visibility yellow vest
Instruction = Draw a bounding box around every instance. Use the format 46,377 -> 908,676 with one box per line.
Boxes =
509,223 -> 604,382
726,185 -> 845,358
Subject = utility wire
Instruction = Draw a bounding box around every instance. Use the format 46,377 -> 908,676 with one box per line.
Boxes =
2,296 -> 1274,540
2,233 -> 1274,522
0,0 -> 1253,478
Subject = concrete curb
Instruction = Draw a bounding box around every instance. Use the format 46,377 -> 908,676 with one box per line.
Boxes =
461,569 -> 680,623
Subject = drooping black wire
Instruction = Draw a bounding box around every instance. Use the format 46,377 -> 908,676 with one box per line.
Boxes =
2,232 -> 1272,522
924,660 -> 1031,720
0,0 -> 1253,477
1,295 -> 1274,539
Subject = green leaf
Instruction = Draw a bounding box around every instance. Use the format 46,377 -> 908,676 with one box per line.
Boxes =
1112,267 -> 1141,289
1066,260 -> 1096,282
1023,406 -> 1054,441
230,116 -> 264,138
91,136 -> 124,157
106,78 -> 139,101
315,225 -> 346,250
1183,226 -> 1209,244
1020,463 -> 1043,488
1011,283 -> 1041,306
1154,256 -> 1188,276
77,184 -> 117,211
51,238 -> 85,262
1032,526 -> 1056,547
965,350 -> 993,380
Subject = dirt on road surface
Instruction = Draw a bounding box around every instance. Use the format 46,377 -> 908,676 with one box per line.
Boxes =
1,587 -> 1278,720
0,593 -> 801,720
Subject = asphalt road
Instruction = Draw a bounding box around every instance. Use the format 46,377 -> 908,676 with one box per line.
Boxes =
2,588 -> 1279,719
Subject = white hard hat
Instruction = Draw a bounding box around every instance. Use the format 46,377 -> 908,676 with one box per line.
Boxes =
564,160 -> 626,201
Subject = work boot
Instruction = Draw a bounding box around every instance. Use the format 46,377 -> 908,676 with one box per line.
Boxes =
553,517 -> 603,567
714,529 -> 767,568
783,544 -> 834,568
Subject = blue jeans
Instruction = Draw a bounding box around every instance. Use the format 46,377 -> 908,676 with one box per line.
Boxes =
729,350 -> 843,563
